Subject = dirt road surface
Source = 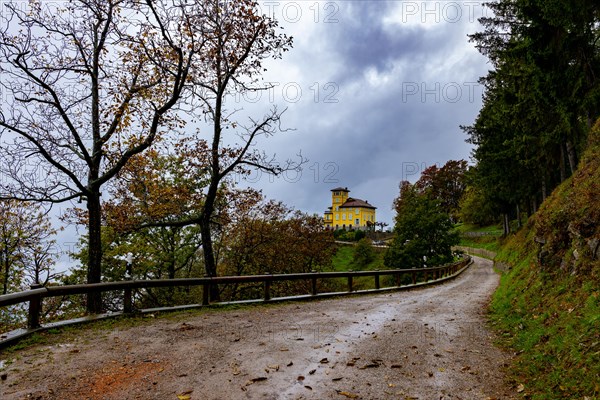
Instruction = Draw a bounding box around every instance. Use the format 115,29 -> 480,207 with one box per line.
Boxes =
1,256 -> 516,399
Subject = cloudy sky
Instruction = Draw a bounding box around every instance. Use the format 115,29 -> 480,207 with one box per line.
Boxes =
40,0 -> 491,269
233,0 -> 490,226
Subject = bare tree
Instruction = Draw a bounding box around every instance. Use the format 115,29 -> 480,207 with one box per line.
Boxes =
137,0 -> 302,300
0,0 -> 206,312
194,0 -> 301,301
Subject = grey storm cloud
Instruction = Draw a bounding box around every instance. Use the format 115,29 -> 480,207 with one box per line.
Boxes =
248,0 -> 489,226
321,1 -> 476,83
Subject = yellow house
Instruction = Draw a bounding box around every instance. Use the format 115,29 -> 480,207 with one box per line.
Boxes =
323,187 -> 376,230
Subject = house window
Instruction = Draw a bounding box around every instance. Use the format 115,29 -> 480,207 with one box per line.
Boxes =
355,208 -> 359,215
355,218 -> 359,225
348,213 -> 352,220
336,214 -> 339,220
342,214 -> 346,220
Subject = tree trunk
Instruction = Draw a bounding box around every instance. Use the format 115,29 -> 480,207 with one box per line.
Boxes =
565,139 -> 577,175
541,177 -> 547,203
502,213 -> 510,236
87,192 -> 103,313
2,254 -> 9,295
167,243 -> 176,306
200,182 -> 220,302
559,144 -> 566,182
34,260 -> 41,285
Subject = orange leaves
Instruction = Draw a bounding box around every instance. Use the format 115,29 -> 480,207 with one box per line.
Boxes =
219,194 -> 336,281
105,141 -> 209,232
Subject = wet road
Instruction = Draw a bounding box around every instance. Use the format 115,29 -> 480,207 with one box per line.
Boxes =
1,257 -> 516,400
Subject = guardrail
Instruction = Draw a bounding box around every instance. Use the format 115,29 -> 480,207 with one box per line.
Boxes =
0,257 -> 471,348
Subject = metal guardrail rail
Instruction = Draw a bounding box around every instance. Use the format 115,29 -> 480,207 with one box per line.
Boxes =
0,257 -> 472,348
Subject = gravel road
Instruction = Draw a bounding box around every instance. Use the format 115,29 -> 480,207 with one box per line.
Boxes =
1,256 -> 516,399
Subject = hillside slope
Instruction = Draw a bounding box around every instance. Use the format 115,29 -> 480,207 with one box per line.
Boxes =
491,123 -> 600,398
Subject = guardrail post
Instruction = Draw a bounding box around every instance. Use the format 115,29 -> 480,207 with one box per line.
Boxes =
264,273 -> 271,301
311,270 -> 318,296
123,284 -> 133,314
202,276 -> 210,306
347,272 -> 353,293
27,284 -> 43,329
395,273 -> 401,287
424,271 -> 428,282
412,270 -> 416,285
374,272 -> 380,290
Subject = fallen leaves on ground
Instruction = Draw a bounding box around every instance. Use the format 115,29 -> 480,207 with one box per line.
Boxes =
336,390 -> 359,398
245,377 -> 268,386
176,389 -> 193,400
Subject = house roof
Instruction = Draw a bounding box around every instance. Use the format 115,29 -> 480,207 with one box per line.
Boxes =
339,197 -> 377,209
330,187 -> 350,192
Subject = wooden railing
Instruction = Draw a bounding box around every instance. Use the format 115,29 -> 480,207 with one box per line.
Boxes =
0,257 -> 471,346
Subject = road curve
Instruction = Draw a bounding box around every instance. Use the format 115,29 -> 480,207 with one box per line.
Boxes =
1,257 -> 516,399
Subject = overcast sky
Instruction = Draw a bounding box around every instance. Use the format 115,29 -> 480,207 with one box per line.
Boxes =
40,0 -> 491,269
233,0 -> 490,226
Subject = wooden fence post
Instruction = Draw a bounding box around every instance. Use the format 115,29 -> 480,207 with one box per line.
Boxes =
202,277 -> 210,306
27,284 -> 43,329
264,273 -> 271,301
123,285 -> 133,314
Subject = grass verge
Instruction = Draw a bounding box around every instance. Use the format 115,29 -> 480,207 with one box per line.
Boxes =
490,225 -> 600,399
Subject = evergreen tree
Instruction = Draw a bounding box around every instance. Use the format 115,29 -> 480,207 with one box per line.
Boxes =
463,0 -> 600,229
